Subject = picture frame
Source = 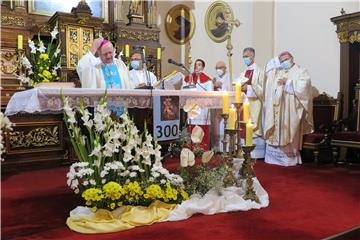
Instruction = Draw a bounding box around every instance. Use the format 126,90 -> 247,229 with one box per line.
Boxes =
165,4 -> 195,45
28,0 -> 109,23
205,1 -> 232,43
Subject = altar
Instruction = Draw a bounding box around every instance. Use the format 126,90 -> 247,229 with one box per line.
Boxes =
3,88 -> 234,171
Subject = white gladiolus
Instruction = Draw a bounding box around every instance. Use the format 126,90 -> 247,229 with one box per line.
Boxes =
28,39 -> 36,54
37,41 -> 46,53
50,26 -> 59,40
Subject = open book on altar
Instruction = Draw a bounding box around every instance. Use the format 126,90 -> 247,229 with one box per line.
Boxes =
153,70 -> 184,90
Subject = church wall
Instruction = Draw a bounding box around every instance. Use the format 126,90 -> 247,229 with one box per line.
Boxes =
157,1 -> 254,80
273,1 -> 360,97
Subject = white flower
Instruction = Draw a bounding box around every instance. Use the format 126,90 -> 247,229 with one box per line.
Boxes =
129,172 -> 137,178
16,74 -> 31,85
28,39 -> 36,54
191,126 -> 204,144
183,100 -> 201,119
202,150 -> 214,163
50,26 -> 59,40
160,179 -> 166,184
89,179 -> 96,185
180,148 -> 195,167
37,41 -> 46,53
54,47 -> 60,57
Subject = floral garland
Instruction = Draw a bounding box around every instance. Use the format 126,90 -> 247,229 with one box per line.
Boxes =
62,95 -> 188,211
17,24 -> 61,85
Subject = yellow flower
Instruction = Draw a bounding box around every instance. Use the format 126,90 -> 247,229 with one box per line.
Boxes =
42,79 -> 50,82
91,206 -> 97,212
43,70 -> 52,79
103,182 -> 124,201
110,203 -> 116,209
40,53 -> 49,60
181,190 -> 189,200
39,66 -> 43,71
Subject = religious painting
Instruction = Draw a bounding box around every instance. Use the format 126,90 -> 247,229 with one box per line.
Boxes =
28,0 -> 109,23
205,1 -> 233,43
160,96 -> 179,121
165,5 -> 195,45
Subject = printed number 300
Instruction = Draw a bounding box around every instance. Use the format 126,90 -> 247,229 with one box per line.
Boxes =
156,125 -> 178,138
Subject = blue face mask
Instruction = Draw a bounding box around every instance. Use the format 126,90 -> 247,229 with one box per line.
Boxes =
243,57 -> 251,66
131,60 -> 141,70
280,59 -> 292,69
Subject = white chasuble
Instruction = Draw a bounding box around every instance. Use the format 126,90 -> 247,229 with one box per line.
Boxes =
77,52 -> 131,89
263,64 -> 313,166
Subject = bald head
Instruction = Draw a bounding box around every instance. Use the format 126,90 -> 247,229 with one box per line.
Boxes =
99,41 -> 115,64
216,61 -> 226,69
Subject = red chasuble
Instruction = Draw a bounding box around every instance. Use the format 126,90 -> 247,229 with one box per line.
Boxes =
184,72 -> 212,84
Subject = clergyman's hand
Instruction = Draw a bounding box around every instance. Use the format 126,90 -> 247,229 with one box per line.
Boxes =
90,38 -> 104,56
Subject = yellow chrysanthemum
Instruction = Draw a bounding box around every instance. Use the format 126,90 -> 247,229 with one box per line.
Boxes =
40,53 -> 49,60
103,182 -> 124,201
42,70 -> 52,79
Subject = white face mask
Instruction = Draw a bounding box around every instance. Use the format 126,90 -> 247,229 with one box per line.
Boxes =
216,69 -> 224,76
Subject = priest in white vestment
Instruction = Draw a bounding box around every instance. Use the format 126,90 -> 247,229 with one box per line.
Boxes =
129,52 -> 157,89
264,51 -> 313,166
77,38 -> 131,89
235,47 -> 266,159
212,61 -> 231,151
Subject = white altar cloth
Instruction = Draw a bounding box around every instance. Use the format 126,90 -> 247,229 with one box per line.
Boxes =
5,88 -> 235,116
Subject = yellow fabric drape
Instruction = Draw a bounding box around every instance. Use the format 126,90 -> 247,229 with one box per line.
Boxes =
66,201 -> 176,234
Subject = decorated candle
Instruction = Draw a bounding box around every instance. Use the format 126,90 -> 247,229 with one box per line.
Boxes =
235,82 -> 242,103
246,120 -> 253,146
243,99 -> 250,123
17,34 -> 23,50
222,92 -> 229,114
228,105 -> 236,129
157,47 -> 161,60
125,44 -> 130,58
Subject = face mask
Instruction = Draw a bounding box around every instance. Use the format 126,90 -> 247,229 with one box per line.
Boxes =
243,57 -> 251,66
216,69 -> 224,76
280,59 -> 292,69
131,60 -> 140,70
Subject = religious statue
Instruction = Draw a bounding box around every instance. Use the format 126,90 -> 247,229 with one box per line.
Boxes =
127,0 -> 145,25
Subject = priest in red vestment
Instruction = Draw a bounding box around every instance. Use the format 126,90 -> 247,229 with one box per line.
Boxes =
183,59 -> 213,150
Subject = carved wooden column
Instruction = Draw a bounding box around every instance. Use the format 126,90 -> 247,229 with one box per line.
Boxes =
331,11 -> 360,119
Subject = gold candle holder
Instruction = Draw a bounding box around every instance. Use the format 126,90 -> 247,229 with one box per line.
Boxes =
221,113 -> 229,158
240,144 -> 260,203
233,102 -> 243,157
223,128 -> 238,187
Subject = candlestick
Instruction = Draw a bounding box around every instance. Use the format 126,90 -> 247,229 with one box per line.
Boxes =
233,102 -> 243,158
228,105 -> 236,129
246,120 -> 253,146
17,34 -> 23,50
224,128 -> 238,187
243,100 -> 250,123
222,92 -> 229,114
240,144 -> 259,203
125,44 -> 129,58
235,82 -> 242,103
221,113 -> 229,157
157,47 -> 161,60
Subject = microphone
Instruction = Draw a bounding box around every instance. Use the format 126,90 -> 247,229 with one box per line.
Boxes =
168,59 -> 184,67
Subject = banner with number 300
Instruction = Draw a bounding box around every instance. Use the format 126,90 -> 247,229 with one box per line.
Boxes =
153,96 -> 180,141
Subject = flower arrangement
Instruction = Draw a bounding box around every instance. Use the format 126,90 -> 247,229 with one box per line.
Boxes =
17,24 -> 61,85
0,112 -> 14,161
63,95 -> 188,211
178,127 -> 226,196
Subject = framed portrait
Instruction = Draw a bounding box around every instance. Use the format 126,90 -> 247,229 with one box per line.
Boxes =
28,0 -> 109,23
165,4 -> 195,45
205,1 -> 232,43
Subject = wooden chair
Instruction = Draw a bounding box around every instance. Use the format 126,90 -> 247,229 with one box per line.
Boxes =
302,92 -> 342,165
331,86 -> 360,164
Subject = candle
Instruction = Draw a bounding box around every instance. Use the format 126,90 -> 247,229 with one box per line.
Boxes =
235,82 -> 242,103
222,92 -> 229,114
157,47 -> 161,60
246,120 -> 253,146
17,34 -> 23,50
228,105 -> 236,129
125,44 -> 129,58
143,47 -> 146,58
243,99 -> 250,123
